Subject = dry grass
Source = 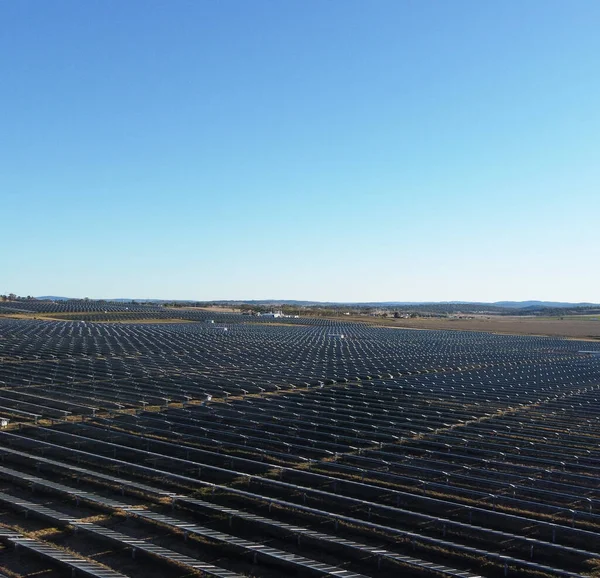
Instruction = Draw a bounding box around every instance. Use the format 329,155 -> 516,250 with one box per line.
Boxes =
166,305 -> 240,313
0,312 -> 193,324
333,314 -> 600,340
77,514 -> 112,524
0,566 -> 21,578
27,527 -> 63,539
0,313 -> 47,320
4,307 -> 600,339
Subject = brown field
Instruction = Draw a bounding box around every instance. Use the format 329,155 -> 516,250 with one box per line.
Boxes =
336,314 -> 600,340
2,307 -> 599,339
165,305 -> 240,313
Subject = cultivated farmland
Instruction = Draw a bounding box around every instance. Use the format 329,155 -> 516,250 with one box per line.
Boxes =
1,302 -> 600,577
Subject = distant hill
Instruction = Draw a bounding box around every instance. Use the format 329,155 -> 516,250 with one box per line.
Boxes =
36,296 -> 71,301
34,297 -> 598,308
209,299 -> 599,308
493,301 -> 598,309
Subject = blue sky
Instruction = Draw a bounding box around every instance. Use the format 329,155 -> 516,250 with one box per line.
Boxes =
2,0 -> 599,302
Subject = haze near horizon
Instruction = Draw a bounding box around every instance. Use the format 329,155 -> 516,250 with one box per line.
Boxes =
2,1 -> 599,302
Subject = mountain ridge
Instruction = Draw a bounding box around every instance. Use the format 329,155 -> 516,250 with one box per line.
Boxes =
34,297 -> 598,308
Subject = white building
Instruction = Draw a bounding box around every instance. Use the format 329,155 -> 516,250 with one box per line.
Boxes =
260,311 -> 284,318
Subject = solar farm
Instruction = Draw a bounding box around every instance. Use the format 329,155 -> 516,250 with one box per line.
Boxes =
1,302 -> 600,578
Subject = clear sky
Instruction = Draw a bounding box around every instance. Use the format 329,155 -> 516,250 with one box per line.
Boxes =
2,0 -> 599,302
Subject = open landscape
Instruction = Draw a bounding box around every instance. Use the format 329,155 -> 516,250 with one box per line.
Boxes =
1,300 -> 600,577
334,314 -> 600,341
4,1 -> 599,577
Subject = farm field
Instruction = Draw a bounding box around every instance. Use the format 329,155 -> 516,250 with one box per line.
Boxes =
0,301 -> 600,577
335,314 -> 600,340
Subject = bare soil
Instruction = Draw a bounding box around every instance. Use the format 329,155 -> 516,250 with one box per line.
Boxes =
337,314 -> 600,340
167,306 -> 240,313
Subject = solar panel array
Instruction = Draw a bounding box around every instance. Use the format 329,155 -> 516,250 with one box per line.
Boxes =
1,306 -> 600,577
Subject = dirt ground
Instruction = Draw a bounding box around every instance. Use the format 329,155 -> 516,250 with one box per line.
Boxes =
337,314 -> 600,340
167,305 -> 241,313
3,308 -> 599,340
